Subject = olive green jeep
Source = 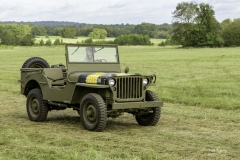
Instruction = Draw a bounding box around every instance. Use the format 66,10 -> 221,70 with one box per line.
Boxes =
20,43 -> 163,131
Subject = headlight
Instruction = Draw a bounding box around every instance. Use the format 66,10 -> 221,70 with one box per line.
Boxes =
143,78 -> 148,86
109,79 -> 115,87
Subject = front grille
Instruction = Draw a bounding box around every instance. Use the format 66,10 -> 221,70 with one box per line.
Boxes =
115,77 -> 143,101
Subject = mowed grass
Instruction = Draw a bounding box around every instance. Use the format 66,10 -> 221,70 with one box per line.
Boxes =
0,46 -> 240,159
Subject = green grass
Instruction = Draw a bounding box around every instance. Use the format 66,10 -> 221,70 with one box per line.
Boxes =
34,36 -> 162,45
35,36 -> 115,44
0,46 -> 240,159
150,38 -> 165,45
119,46 -> 240,110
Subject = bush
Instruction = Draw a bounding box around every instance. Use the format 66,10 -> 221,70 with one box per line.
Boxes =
19,35 -> 35,46
53,38 -> 61,45
114,34 -> 152,45
39,39 -> 44,46
82,38 -> 93,44
93,40 -> 115,44
158,38 -> 178,46
45,39 -> 52,46
222,21 -> 240,47
158,41 -> 166,46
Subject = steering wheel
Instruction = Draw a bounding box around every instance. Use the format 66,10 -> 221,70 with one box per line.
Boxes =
95,58 -> 107,62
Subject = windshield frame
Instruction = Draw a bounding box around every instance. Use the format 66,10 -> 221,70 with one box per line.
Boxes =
65,43 -> 121,73
66,43 -> 119,64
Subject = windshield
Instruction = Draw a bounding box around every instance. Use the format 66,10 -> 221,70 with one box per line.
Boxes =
67,45 -> 118,63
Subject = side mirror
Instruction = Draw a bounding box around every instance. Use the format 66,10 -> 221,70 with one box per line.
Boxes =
124,67 -> 129,73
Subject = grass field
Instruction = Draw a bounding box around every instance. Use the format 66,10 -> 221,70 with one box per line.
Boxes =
0,45 -> 240,159
34,36 -> 164,45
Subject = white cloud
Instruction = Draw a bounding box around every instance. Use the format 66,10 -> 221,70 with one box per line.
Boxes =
0,0 -> 239,24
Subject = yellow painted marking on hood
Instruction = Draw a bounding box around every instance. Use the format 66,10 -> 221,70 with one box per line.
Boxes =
86,72 -> 105,84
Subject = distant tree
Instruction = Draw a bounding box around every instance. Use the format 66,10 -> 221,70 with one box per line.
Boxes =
88,28 -> 107,39
82,38 -> 93,43
172,2 -> 198,46
158,38 -> 178,46
5,24 -> 31,36
1,30 -> 18,45
221,18 -> 232,31
19,35 -> 35,46
0,24 -> 3,38
39,39 -> 45,46
158,41 -> 166,46
45,26 -> 59,36
59,28 -> 76,38
0,24 -> 32,45
133,23 -> 156,38
195,3 -> 223,47
53,38 -> 61,45
78,25 -> 93,36
172,2 -> 223,47
31,26 -> 47,36
114,34 -> 152,45
154,30 -> 170,39
45,39 -> 52,46
222,18 -> 240,46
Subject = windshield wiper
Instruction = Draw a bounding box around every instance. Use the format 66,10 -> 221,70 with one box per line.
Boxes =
94,47 -> 104,53
71,46 -> 80,55
71,46 -> 104,55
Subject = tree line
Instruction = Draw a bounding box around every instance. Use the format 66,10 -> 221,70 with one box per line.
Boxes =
0,22 -> 172,46
1,1 -> 240,47
166,2 -> 240,47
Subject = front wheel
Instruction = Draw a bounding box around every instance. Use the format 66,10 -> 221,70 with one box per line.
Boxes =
80,93 -> 107,131
135,90 -> 161,126
26,88 -> 48,122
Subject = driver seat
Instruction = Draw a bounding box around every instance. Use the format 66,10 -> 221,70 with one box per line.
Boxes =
42,68 -> 65,88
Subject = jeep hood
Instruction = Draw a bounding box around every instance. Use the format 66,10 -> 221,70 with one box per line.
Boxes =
68,72 -> 142,84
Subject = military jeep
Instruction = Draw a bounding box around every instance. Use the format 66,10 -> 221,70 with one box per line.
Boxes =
20,43 -> 163,131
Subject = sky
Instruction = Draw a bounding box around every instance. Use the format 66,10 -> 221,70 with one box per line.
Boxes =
0,0 -> 239,24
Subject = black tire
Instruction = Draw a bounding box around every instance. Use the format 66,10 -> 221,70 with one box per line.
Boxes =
135,90 -> 161,126
26,88 -> 48,122
80,93 -> 107,131
22,57 -> 50,68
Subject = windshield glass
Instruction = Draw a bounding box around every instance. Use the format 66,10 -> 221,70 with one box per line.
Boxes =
67,45 -> 118,63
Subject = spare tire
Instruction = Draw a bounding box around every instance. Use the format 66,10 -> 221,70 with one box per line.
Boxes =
22,57 -> 50,68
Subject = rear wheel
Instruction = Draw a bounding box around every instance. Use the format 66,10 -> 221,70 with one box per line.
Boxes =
22,57 -> 50,68
80,93 -> 107,131
26,88 -> 48,121
135,90 -> 161,126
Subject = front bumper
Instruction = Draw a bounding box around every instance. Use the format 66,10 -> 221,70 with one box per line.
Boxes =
112,101 -> 163,109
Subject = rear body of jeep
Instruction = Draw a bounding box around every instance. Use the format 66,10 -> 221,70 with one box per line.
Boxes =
20,44 -> 163,131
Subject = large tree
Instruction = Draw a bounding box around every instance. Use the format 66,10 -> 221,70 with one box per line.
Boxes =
59,28 -> 76,38
0,24 -> 32,45
1,30 -> 18,45
172,2 -> 198,46
172,2 -> 223,47
31,26 -> 47,36
222,18 -> 240,46
88,28 -> 107,39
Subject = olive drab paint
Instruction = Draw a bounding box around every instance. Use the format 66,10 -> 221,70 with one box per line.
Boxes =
20,43 -> 163,131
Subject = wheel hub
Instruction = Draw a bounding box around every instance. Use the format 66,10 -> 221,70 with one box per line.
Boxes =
85,104 -> 97,122
31,99 -> 39,115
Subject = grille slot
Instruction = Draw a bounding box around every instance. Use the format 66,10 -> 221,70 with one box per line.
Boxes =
116,77 -> 143,101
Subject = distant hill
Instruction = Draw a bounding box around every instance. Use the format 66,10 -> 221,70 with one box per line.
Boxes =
0,21 -> 87,26
0,21 -> 171,26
